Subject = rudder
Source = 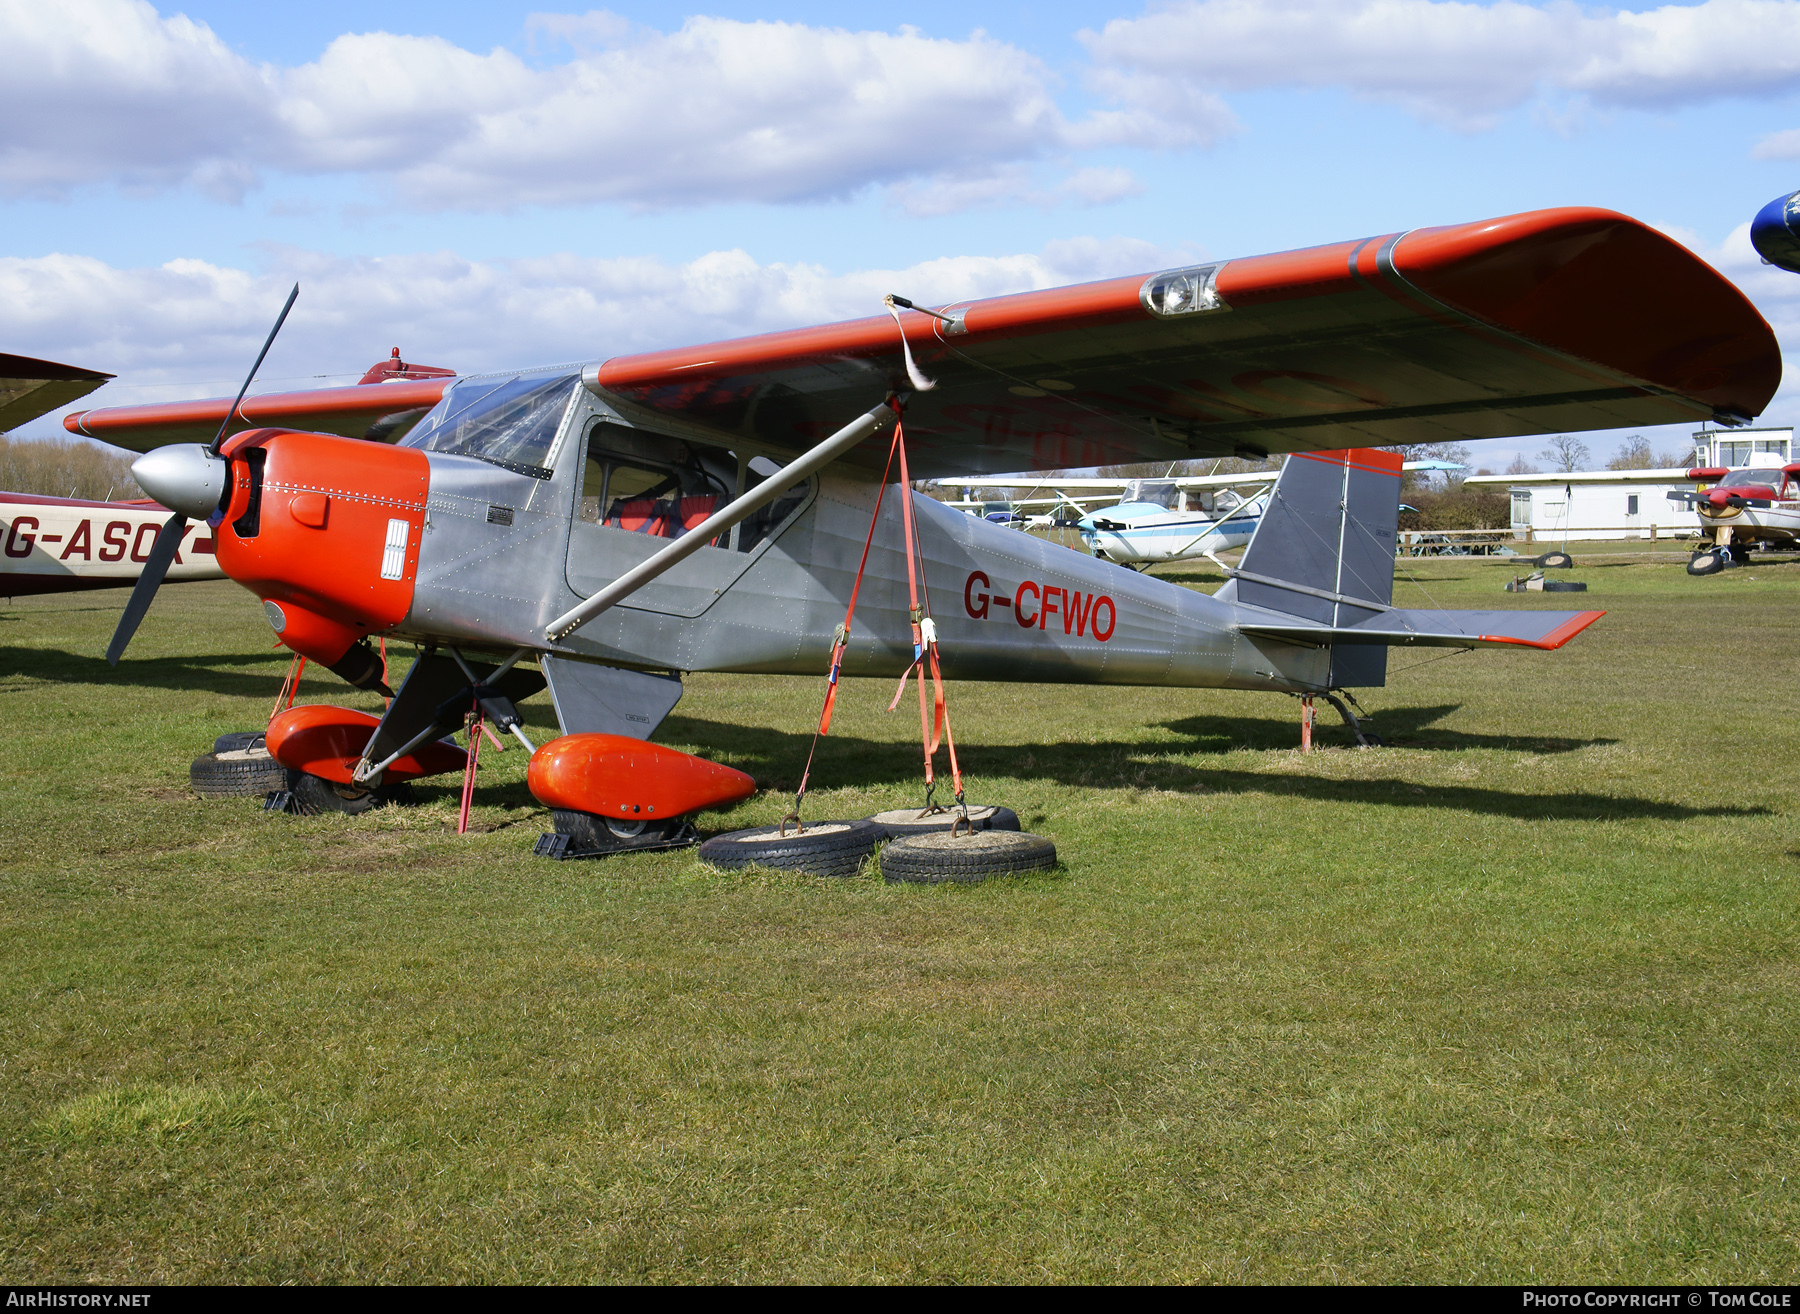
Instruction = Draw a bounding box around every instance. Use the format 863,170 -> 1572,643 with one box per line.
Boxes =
1218,447 -> 1402,687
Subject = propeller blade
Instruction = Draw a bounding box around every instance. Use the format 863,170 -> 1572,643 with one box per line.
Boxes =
208,282 -> 299,456
105,512 -> 188,665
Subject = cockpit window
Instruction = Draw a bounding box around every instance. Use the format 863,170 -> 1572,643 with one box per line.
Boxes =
400,373 -> 577,477
1724,468 -> 1784,494
1125,479 -> 1181,510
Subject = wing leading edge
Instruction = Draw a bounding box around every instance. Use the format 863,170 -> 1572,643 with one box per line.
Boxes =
590,207 -> 1777,478
61,207 -> 1779,475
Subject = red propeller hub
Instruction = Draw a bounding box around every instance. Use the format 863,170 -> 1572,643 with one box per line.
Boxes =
215,428 -> 428,684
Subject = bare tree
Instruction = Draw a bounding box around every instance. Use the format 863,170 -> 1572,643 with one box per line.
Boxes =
1536,434 -> 1591,472
1505,453 -> 1540,475
1607,435 -> 1656,469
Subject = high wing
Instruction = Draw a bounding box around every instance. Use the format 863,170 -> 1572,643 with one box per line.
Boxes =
952,471 -> 1278,491
66,377 -> 454,453
63,207 -> 1777,478
1,354 -> 113,433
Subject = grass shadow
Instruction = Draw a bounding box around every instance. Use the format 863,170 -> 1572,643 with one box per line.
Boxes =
1157,704 -> 1614,755
0,646 -> 292,696
659,713 -> 1759,824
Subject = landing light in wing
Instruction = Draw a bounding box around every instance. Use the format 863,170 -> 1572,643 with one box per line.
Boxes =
1140,265 -> 1227,317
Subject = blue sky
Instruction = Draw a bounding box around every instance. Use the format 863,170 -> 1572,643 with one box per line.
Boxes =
7,0 -> 1800,471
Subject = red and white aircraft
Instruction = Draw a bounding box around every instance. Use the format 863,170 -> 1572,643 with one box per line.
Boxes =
1668,461 -> 1800,574
57,207 -> 1780,852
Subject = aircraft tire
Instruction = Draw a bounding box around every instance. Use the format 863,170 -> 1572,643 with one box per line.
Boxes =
287,772 -> 414,816
697,819 -> 882,878
212,730 -> 267,754
880,829 -> 1058,885
1687,548 -> 1726,576
865,805 -> 1020,840
551,809 -> 687,851
190,747 -> 292,799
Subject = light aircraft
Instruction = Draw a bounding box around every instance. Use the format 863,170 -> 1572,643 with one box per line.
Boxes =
65,206 -> 1777,853
0,350 -> 449,598
1,352 -> 112,435
1667,459 -> 1800,574
1,491 -> 225,596
953,458 -> 1467,569
950,471 -> 1275,567
0,351 -> 224,597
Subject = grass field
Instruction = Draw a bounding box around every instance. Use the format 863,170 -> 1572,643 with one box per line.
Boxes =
3,549 -> 1798,1283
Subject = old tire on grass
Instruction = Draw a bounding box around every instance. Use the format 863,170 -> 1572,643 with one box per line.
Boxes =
1688,548 -> 1726,576
288,772 -> 414,816
212,730 -> 267,754
190,747 -> 292,799
697,819 -> 882,878
880,830 -> 1058,885
865,805 -> 1020,840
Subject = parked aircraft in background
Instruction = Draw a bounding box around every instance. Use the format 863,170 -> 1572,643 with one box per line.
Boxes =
59,206 -> 1778,854
953,460 -> 1460,568
1,352 -> 112,436
1667,459 -> 1800,574
1,491 -> 225,596
1753,187 -> 1800,274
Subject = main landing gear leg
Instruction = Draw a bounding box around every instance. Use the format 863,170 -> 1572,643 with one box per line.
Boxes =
1322,690 -> 1383,748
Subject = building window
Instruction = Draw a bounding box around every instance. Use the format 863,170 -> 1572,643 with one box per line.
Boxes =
1627,494 -> 1639,516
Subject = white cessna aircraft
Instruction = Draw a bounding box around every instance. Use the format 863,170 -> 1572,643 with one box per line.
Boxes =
951,460 -> 1460,568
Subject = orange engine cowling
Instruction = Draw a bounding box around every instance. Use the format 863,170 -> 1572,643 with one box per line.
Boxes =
266,704 -> 467,785
215,428 -> 429,688
528,734 -> 756,821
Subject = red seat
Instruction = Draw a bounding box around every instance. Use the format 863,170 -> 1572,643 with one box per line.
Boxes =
672,495 -> 718,540
606,497 -> 675,537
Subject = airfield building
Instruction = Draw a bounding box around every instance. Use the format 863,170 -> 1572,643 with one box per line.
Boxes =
1466,427 -> 1794,543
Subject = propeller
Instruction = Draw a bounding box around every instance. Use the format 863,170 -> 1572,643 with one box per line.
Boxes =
105,283 -> 298,665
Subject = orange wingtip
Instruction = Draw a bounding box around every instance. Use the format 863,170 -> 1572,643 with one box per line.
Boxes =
1478,610 -> 1606,650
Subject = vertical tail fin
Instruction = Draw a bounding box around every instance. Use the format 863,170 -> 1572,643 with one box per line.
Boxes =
1219,447 -> 1402,687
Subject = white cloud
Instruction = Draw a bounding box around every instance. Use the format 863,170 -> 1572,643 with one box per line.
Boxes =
1753,127 -> 1800,158
0,1 -> 1171,214
0,0 -> 275,200
888,164 -> 1147,217
1677,220 -> 1800,424
0,237 -> 1189,437
1083,0 -> 1800,131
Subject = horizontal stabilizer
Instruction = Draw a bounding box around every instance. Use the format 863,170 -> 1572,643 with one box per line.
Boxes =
1240,608 -> 1604,650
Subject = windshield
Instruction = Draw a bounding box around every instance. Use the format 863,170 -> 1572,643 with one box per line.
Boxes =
401,373 -> 577,475
1125,479 -> 1181,510
1724,468 -> 1784,493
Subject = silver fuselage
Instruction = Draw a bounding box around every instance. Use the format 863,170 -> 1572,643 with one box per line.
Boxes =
397,385 -> 1331,694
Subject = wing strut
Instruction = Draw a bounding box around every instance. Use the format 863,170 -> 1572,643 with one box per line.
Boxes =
544,399 -> 898,642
